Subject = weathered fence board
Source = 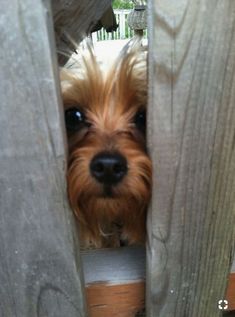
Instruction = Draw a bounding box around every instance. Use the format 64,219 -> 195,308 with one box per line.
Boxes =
147,1 -> 235,316
0,1 -> 87,316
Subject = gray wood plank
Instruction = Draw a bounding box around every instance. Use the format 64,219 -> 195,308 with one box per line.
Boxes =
0,1 -> 87,316
82,246 -> 145,285
147,1 -> 235,316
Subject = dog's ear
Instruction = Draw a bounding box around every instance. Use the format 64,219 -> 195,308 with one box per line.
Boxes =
105,37 -> 147,110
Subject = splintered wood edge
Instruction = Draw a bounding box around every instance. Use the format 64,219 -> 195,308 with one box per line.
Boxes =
82,246 -> 235,314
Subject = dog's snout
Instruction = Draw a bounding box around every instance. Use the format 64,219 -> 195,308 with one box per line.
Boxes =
90,152 -> 127,185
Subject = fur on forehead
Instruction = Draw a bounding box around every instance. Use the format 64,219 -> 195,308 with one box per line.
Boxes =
60,37 -> 147,117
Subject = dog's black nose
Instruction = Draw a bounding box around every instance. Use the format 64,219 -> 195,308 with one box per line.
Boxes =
90,152 -> 127,185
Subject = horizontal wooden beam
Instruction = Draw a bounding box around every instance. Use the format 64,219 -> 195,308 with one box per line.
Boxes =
82,246 -> 145,285
82,246 -> 145,317
82,247 -> 235,315
86,282 -> 145,317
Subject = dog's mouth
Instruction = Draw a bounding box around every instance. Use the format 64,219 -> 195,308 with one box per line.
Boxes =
101,185 -> 115,198
94,183 -> 123,199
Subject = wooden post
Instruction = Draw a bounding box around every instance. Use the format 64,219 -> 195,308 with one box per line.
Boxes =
147,1 -> 235,316
0,1 -> 87,316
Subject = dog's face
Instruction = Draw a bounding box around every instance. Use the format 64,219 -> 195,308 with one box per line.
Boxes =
61,39 -> 152,247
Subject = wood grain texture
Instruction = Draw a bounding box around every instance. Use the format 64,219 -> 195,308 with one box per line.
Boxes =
147,1 -> 235,316
86,282 -> 145,317
82,246 -> 145,285
82,246 -> 145,317
0,1 -> 86,316
51,0 -> 112,64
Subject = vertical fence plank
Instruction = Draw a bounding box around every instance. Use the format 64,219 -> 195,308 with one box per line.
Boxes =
147,1 -> 235,316
0,1 -> 87,316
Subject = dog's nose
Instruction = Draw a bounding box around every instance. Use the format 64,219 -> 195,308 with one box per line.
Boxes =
90,152 -> 127,185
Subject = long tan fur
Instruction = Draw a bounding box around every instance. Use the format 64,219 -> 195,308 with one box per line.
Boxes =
61,38 -> 152,248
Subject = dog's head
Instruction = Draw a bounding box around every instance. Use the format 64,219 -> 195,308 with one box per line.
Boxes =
61,38 -> 152,246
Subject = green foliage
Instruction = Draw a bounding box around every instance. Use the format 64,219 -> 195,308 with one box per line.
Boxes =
112,0 -> 133,10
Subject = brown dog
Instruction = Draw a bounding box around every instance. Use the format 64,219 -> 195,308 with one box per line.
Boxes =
61,38 -> 152,248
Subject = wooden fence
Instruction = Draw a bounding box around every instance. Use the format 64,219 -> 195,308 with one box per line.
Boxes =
0,0 -> 234,317
147,1 -> 235,316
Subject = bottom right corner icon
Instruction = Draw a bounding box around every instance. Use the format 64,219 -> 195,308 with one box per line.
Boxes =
218,299 -> 229,311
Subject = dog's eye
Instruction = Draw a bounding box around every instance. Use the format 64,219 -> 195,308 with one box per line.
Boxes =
65,107 -> 88,131
134,110 -> 146,133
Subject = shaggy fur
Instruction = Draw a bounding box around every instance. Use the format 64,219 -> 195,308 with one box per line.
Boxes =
61,38 -> 152,248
